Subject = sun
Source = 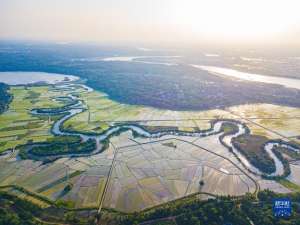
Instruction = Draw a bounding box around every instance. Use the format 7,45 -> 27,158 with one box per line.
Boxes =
168,0 -> 300,41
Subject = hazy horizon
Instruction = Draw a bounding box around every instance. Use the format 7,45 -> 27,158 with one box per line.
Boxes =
1,0 -> 300,48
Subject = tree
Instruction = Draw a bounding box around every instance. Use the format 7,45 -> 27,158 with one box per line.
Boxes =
199,180 -> 205,186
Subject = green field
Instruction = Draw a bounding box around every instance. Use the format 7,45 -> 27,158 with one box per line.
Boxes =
63,89 -> 235,133
63,90 -> 142,132
0,86 -> 66,153
277,179 -> 300,192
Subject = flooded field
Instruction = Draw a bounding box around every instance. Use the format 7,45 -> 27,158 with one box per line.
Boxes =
104,132 -> 256,212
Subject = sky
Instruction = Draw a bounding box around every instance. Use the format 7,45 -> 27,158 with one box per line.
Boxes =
1,0 -> 300,47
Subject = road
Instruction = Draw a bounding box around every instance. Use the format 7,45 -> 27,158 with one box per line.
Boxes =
97,141 -> 119,215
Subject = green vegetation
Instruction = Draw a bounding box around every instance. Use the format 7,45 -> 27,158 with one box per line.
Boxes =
119,190 -> 300,225
0,191 -> 43,225
56,199 -> 76,208
34,96 -> 78,114
0,86 -> 66,153
122,197 -> 252,225
232,134 -> 276,174
162,142 -> 177,148
221,122 -> 239,135
232,134 -> 293,178
0,121 -> 42,132
0,191 -> 97,225
141,125 -> 179,133
275,145 -> 300,160
277,179 -> 300,192
35,170 -> 82,193
25,90 -> 41,104
30,139 -> 96,156
220,122 -> 239,135
63,184 -> 73,193
19,135 -> 96,159
1,181 -> 300,225
272,148 -> 291,178
0,82 -> 12,114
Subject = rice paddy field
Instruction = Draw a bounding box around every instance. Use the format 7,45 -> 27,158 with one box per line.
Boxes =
103,132 -> 257,212
229,104 -> 300,143
288,161 -> 300,186
0,148 -> 113,208
0,83 -> 300,213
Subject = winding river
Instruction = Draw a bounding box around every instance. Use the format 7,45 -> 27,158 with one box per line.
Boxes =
28,83 -> 300,178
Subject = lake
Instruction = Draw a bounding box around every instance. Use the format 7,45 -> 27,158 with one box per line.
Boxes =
0,71 -> 79,85
193,65 -> 300,91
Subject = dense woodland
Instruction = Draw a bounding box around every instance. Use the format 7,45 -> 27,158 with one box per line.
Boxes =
121,190 -> 300,225
2,43 -> 300,111
0,82 -> 12,114
0,191 -> 96,225
30,138 -> 96,156
1,190 -> 300,225
0,192 -> 43,225
19,135 -> 96,160
232,134 -> 277,174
